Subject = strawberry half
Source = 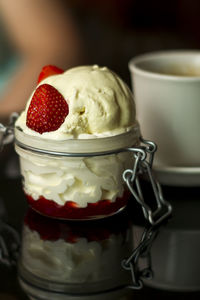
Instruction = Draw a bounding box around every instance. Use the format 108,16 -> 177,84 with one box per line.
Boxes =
37,65 -> 64,84
26,84 -> 69,134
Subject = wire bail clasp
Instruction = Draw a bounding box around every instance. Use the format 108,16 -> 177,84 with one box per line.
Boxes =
123,137 -> 172,226
0,113 -> 18,152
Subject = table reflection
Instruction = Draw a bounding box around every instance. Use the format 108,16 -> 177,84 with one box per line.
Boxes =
132,185 -> 200,292
18,208 -> 135,299
2,178 -> 200,299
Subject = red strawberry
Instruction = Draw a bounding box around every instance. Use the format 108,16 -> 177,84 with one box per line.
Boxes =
37,65 -> 64,83
26,84 -> 69,134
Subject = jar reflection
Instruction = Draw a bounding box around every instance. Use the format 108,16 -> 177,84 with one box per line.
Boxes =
18,208 -> 134,299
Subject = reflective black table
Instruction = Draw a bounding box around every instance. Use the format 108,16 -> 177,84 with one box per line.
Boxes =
1,174 -> 200,299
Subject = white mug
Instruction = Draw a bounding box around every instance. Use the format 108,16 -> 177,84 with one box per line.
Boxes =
129,50 -> 200,186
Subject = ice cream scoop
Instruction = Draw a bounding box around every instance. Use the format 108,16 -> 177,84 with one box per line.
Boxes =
16,65 -> 136,139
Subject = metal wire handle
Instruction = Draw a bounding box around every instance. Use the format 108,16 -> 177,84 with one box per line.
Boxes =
0,113 -> 18,151
122,138 -> 172,289
123,138 -> 172,226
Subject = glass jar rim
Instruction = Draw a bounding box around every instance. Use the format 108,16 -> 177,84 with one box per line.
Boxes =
14,124 -> 140,157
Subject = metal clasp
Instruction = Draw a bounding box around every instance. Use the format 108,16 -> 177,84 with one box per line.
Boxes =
122,138 -> 172,289
123,137 -> 172,226
0,113 -> 18,151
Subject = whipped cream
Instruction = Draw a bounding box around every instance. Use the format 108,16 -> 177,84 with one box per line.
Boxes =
16,145 -> 133,207
16,65 -> 136,139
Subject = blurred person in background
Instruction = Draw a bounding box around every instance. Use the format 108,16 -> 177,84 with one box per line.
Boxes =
0,0 -> 84,177
0,0 -> 84,124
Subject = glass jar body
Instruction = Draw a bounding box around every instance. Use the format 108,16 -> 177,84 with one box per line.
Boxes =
15,144 -> 133,220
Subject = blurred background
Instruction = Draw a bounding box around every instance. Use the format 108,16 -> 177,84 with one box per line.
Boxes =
0,0 -> 200,177
1,0 -> 200,121
70,0 -> 200,84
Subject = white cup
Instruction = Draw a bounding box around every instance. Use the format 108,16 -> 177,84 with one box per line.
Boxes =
129,50 -> 200,186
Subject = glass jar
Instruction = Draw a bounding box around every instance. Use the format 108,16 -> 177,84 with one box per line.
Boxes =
0,114 -> 171,224
15,126 -> 140,220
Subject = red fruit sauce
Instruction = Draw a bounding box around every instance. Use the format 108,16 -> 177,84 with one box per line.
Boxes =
25,191 -> 130,220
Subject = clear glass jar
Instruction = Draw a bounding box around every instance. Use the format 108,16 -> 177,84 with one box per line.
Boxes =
15,126 -> 140,220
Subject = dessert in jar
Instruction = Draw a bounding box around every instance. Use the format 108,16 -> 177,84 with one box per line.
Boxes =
15,65 -> 140,220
